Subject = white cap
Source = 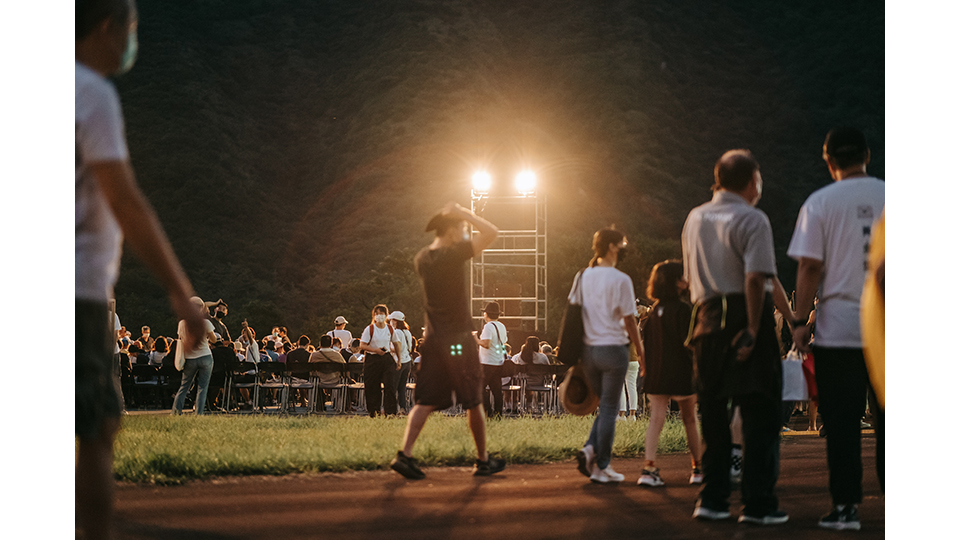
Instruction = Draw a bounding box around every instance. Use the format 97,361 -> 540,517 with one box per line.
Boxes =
388,311 -> 405,321
335,316 -> 348,325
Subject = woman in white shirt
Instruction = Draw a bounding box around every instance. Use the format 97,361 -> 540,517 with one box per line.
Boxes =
360,304 -> 402,417
172,297 -> 218,415
573,228 -> 644,484
388,311 -> 415,413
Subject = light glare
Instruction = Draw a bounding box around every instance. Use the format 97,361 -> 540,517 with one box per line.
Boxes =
472,171 -> 492,193
515,170 -> 537,194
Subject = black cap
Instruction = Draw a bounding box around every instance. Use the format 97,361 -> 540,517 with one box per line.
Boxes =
824,127 -> 868,158
425,212 -> 460,233
483,302 -> 501,317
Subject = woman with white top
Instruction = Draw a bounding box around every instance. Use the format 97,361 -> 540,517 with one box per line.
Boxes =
172,296 -> 218,415
389,311 -> 415,413
475,302 -> 508,418
360,304 -> 402,417
574,228 -> 645,484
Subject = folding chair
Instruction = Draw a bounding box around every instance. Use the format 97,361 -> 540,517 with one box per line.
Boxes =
344,363 -> 366,414
521,364 -> 555,415
130,364 -> 162,409
500,362 -> 523,415
284,361 -> 317,414
255,362 -> 287,413
313,363 -> 347,413
224,361 -> 258,412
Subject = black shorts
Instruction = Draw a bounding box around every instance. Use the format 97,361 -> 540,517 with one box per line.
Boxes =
414,332 -> 483,410
76,299 -> 123,440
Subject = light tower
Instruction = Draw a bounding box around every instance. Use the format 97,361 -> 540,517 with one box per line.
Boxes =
469,170 -> 547,338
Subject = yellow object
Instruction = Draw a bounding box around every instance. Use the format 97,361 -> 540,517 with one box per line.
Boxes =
861,210 -> 885,409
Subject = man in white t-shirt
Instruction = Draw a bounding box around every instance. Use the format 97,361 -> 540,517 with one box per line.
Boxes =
788,127 -> 885,531
360,305 -> 403,417
75,2 -> 206,538
475,302 -> 507,417
327,316 -> 353,352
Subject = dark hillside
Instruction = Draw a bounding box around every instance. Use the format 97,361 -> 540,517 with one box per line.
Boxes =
113,0 -> 883,343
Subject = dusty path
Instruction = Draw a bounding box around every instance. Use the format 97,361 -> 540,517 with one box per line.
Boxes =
115,435 -> 882,539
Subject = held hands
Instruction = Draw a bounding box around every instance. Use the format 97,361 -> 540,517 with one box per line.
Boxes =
792,324 -> 813,354
730,329 -> 756,362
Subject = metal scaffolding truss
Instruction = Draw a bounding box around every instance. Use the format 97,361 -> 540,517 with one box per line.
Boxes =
470,191 -> 547,334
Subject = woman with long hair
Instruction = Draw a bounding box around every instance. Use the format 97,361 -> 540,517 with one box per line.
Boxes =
636,260 -> 703,487
574,228 -> 644,483
172,297 -> 218,415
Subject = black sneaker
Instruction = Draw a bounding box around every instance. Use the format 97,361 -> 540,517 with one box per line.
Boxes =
738,510 -> 789,525
473,455 -> 506,476
390,451 -> 425,480
819,505 -> 861,531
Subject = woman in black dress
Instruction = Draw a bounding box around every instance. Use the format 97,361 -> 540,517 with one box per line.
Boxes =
637,261 -> 703,487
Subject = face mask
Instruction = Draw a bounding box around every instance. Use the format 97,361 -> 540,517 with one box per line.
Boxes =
215,311 -> 226,319
462,229 -> 470,242
273,331 -> 279,337
374,314 -> 386,324
117,27 -> 138,75
616,246 -> 629,264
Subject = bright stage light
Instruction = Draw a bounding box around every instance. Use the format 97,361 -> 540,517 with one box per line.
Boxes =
472,170 -> 492,193
515,170 -> 537,195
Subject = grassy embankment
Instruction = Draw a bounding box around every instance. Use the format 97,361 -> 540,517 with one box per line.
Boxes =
115,414 -> 694,484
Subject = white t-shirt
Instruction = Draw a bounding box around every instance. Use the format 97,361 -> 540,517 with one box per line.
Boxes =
787,176 -> 885,348
393,328 -> 414,364
360,324 -> 398,355
327,329 -> 353,349
478,321 -> 507,366
75,61 -> 128,302
512,351 -> 550,365
570,266 -> 636,346
178,319 -> 215,359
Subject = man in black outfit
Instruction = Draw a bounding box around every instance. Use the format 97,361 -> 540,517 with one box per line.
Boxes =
681,150 -> 795,525
390,202 -> 506,479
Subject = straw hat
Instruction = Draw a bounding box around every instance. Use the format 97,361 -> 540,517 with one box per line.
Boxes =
559,364 -> 599,416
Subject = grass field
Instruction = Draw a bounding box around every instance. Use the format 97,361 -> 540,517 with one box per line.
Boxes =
114,414 -> 696,484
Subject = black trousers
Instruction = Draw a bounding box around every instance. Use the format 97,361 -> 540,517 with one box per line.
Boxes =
363,353 -> 398,417
698,392 -> 781,515
812,346 -> 882,504
395,362 -> 412,411
481,364 -> 503,417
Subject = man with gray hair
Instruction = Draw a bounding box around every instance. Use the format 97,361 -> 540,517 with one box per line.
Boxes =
681,150 -> 794,526
76,1 -> 206,537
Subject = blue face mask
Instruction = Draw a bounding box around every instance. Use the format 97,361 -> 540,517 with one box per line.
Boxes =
117,28 -> 138,74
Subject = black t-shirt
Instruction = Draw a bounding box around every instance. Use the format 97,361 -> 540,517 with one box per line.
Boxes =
414,240 -> 475,336
286,348 -> 310,364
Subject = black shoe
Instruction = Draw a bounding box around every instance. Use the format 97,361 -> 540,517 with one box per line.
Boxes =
819,505 -> 860,530
390,451 -> 425,480
738,510 -> 789,525
473,456 -> 506,476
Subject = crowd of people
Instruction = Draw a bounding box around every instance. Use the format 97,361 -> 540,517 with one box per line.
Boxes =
75,2 -> 884,537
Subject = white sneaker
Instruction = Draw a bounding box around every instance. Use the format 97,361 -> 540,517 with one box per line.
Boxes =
577,445 -> 596,478
590,464 -> 625,484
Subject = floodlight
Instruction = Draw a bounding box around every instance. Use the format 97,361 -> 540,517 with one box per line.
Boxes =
515,170 -> 537,195
472,171 -> 492,193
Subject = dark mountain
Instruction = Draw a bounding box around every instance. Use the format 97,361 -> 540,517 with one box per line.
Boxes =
112,0 -> 883,344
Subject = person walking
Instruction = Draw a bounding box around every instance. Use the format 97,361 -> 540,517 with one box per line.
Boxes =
75,1 -> 206,536
788,127 -> 885,531
574,227 -> 644,484
390,202 -> 506,479
172,297 -> 218,415
360,304 -> 402,417
475,302 -> 508,418
388,311 -> 415,413
682,149 -> 794,525
636,260 -> 703,487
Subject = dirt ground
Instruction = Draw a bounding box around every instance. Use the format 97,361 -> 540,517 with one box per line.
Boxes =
114,433 -> 883,539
